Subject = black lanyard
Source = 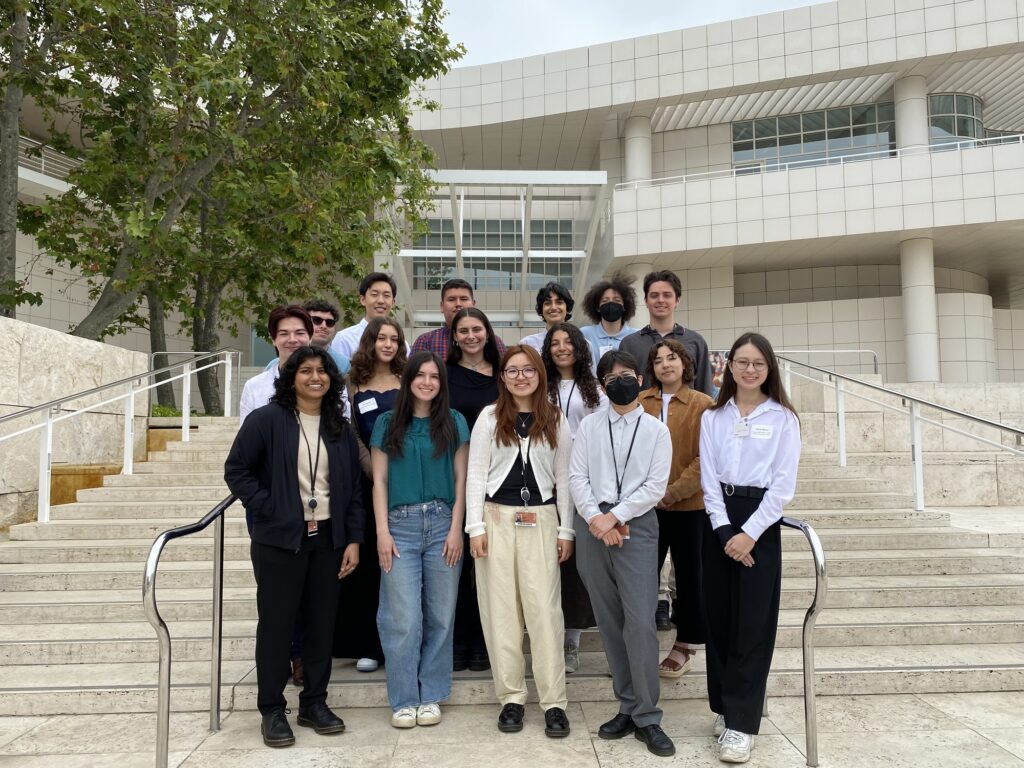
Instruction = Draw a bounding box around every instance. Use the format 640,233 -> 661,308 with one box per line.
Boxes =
297,413 -> 322,511
607,414 -> 642,503
557,379 -> 577,415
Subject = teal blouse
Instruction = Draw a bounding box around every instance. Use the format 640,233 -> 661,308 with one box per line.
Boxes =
370,409 -> 470,510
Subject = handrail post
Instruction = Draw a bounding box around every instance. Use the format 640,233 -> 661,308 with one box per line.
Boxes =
36,407 -> 55,523
835,378 -> 847,468
122,381 -> 136,476
144,533 -> 173,768
210,513 -> 225,730
222,353 -> 233,419
181,362 -> 192,442
909,402 -> 925,511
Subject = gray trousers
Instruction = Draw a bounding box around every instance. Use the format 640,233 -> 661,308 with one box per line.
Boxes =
574,510 -> 662,727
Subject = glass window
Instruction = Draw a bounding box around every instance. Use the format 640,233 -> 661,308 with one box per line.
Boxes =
803,131 -> 826,153
754,118 -> 777,138
777,115 -> 801,135
827,108 -> 851,128
733,122 -> 754,141
877,102 -> 895,122
802,111 -> 825,131
930,94 -> 955,114
956,95 -> 974,117
851,104 -> 875,125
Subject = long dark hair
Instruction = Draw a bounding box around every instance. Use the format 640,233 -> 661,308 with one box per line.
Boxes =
446,307 -> 502,370
711,333 -> 797,416
349,317 -> 406,387
384,351 -> 457,459
272,347 -> 349,437
494,346 -> 561,448
541,322 -> 600,409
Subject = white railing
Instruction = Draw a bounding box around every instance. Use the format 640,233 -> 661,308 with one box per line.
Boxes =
17,135 -> 80,181
615,132 -> 1024,191
0,350 -> 240,523
778,356 -> 1024,511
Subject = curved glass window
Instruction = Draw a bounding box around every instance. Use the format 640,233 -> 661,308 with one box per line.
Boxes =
929,93 -> 983,148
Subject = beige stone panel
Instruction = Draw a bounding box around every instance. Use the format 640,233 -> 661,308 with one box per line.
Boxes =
923,462 -> 998,506
0,318 -> 25,405
881,407 -> 942,452
996,460 -> 1024,505
940,412 -> 1005,453
784,728 -> 1024,767
824,411 -> 885,452
0,428 -> 40,493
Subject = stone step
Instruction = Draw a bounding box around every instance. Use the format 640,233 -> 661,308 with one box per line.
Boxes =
796,477 -> 909,493
102,473 -> 229,487
148,417 -> 239,428
1,643 -> 1021,716
47,502 -> 244,521
146,450 -> 230,462
75,486 -> 230,503
133,461 -> 229,474
788,492 -> 915,509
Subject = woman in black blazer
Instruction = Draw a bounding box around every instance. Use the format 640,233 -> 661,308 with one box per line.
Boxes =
225,346 -> 364,748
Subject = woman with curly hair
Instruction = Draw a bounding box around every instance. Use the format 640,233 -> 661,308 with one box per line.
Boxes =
540,322 -> 608,675
225,346 -> 363,747
333,317 -> 407,673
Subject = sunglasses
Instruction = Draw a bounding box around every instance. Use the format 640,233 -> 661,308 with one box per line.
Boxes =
310,316 -> 337,328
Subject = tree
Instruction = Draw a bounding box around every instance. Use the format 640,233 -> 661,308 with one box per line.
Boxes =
21,0 -> 460,359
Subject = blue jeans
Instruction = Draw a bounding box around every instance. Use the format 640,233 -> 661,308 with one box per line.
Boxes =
377,500 -> 462,711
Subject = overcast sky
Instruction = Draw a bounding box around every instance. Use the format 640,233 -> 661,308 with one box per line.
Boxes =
442,0 -> 815,67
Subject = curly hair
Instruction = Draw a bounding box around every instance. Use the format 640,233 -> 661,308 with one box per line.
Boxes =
349,317 -> 407,387
647,338 -> 695,387
534,281 -> 574,322
541,323 -> 601,409
580,271 -> 637,324
271,347 -> 349,437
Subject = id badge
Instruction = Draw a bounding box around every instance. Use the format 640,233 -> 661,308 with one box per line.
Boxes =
306,520 -> 319,536
514,510 -> 537,527
734,418 -> 750,437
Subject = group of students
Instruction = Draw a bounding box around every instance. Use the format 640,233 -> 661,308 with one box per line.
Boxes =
224,269 -> 800,764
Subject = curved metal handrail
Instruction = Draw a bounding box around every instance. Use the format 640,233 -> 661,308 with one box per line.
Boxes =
143,494 -> 236,768
781,516 -> 828,768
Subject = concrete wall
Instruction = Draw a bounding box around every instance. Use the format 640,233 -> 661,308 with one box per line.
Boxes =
0,317 -> 149,529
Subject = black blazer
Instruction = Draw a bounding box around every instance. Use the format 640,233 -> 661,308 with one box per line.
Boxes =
224,401 -> 365,551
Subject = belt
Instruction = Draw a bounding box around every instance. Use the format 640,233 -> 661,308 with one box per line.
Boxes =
721,482 -> 767,500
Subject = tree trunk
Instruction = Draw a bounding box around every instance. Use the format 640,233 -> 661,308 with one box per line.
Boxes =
0,6 -> 28,319
70,242 -> 142,339
193,272 -> 224,415
145,286 -> 176,410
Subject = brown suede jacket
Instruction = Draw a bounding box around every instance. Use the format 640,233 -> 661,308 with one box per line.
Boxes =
638,385 -> 714,511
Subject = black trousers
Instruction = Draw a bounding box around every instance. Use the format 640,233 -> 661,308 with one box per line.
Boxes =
453,532 -> 487,655
656,508 -> 706,646
701,497 -> 781,735
333,480 -> 384,662
251,523 -> 343,713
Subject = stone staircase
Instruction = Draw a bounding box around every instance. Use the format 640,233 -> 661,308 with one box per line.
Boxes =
0,416 -> 1022,716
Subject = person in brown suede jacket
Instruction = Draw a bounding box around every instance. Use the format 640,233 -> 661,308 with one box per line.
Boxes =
638,339 -> 713,679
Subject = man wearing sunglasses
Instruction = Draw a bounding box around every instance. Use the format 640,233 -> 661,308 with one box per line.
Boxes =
265,300 -> 352,376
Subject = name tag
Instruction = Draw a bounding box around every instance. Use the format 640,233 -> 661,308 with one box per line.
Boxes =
751,424 -> 774,439
599,344 -> 615,359
734,419 -> 750,437
307,520 -> 319,536
357,397 -> 378,414
514,510 -> 537,527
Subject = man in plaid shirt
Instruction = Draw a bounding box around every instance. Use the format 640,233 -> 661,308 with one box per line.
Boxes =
411,277 -> 508,360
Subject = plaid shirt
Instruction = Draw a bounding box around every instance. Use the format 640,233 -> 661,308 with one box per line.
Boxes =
410,326 -> 508,361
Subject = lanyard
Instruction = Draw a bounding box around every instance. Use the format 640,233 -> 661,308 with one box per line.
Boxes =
607,414 -> 642,503
297,413 -> 322,510
557,379 -> 577,415
517,435 -> 532,505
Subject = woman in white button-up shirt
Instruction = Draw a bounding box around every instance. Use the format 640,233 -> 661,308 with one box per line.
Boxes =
698,333 -> 800,765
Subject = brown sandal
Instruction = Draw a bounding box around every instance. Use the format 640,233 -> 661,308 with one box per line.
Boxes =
658,643 -> 693,678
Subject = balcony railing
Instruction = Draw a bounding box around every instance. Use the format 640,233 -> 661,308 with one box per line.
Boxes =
615,132 -> 1024,191
17,135 -> 79,181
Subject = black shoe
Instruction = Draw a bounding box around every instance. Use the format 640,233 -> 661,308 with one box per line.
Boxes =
297,701 -> 346,735
544,707 -> 570,738
497,703 -> 525,733
655,600 -> 672,631
453,649 -> 469,672
598,712 -> 635,739
261,706 -> 295,747
634,723 -> 675,757
469,649 -> 490,672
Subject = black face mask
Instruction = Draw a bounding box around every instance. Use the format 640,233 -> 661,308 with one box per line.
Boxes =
605,376 -> 641,406
599,302 -> 625,323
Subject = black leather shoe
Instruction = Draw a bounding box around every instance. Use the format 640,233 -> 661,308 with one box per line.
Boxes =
634,723 -> 676,756
453,649 -> 469,672
655,600 -> 672,631
598,712 -> 635,739
297,701 -> 346,735
544,707 -> 570,738
469,649 -> 490,672
497,703 -> 525,732
261,706 -> 295,747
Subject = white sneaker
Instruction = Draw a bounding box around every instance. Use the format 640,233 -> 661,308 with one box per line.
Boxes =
356,657 -> 379,672
391,707 -> 417,729
718,729 -> 753,763
416,702 -> 442,726
713,713 -> 726,736
564,640 -> 580,674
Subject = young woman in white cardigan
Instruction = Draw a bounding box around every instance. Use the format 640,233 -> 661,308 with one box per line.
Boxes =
465,344 -> 575,738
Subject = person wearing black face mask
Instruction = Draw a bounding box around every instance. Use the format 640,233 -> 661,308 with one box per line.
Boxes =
568,349 -> 675,758
580,273 -> 639,375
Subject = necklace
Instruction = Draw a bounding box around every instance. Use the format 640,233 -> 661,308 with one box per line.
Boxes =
516,413 -> 531,432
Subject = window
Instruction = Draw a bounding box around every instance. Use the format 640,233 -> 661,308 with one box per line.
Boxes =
929,93 -> 983,148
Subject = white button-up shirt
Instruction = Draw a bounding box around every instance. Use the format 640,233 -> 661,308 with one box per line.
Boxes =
330,317 -> 368,360
569,403 -> 671,524
239,366 -> 350,425
699,397 -> 801,541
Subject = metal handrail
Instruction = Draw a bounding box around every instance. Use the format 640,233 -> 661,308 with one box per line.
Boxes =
781,516 -> 828,768
147,350 -> 241,415
143,494 -> 236,768
615,132 -> 1024,191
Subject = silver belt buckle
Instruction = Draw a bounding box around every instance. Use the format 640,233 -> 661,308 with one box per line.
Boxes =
724,483 -> 735,497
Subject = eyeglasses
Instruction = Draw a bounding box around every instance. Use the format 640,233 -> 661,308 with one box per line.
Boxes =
731,358 -> 768,371
503,367 -> 538,379
602,373 -> 638,386
310,316 -> 337,328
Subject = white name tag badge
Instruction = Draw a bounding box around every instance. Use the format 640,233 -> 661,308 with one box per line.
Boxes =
357,397 -> 378,415
733,419 -> 750,437
751,424 -> 774,439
